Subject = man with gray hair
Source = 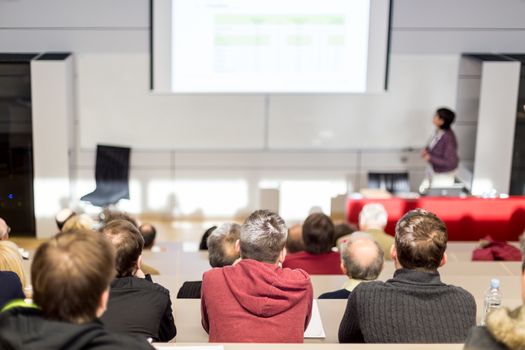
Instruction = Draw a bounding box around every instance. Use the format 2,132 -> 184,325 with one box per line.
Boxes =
177,223 -> 241,299
201,210 -> 313,343
359,203 -> 394,260
319,237 -> 384,299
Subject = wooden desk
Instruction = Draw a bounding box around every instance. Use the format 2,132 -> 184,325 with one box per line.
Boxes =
173,299 -> 346,343
156,343 -> 463,349
171,276 -> 522,343
171,297 -> 522,344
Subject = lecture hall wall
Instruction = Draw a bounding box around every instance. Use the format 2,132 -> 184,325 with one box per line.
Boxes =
1,0 -> 525,226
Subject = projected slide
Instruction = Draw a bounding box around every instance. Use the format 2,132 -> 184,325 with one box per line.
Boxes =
171,0 -> 371,92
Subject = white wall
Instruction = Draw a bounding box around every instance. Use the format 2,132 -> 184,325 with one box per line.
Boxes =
76,54 -> 458,150
472,61 -> 521,195
2,0 -> 525,223
31,56 -> 75,236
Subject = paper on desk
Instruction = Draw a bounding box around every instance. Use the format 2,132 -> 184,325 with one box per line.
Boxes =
304,299 -> 326,338
155,346 -> 223,350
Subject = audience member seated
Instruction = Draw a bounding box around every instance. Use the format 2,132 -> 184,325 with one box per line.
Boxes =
62,214 -> 95,232
139,223 -> 157,250
0,241 -> 27,293
283,213 -> 343,274
0,218 -> 29,260
333,222 -> 358,248
0,229 -> 153,349
138,223 -> 161,275
286,224 -> 305,253
463,233 -> 525,350
0,217 -> 10,240
339,209 -> 476,343
101,210 -> 159,274
100,220 -> 176,342
101,209 -> 138,227
177,223 -> 241,299
359,203 -> 394,260
201,210 -> 313,343
0,271 -> 24,310
55,208 -> 76,231
319,237 -> 383,299
199,226 -> 217,250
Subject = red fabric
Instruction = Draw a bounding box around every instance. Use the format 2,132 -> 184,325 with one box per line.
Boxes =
201,259 -> 313,343
282,251 -> 343,275
347,197 -> 525,241
472,236 -> 523,261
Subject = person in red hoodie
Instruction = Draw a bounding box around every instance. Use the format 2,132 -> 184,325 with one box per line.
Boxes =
201,209 -> 313,343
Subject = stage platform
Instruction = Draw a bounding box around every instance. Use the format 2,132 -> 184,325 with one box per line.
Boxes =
347,196 -> 525,241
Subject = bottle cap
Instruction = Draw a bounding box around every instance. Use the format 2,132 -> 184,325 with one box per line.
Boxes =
490,278 -> 500,289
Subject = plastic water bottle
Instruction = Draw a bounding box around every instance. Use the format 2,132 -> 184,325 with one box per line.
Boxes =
481,278 -> 502,326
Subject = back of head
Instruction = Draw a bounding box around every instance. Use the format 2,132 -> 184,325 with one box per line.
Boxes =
334,223 -> 358,247
341,238 -> 384,280
240,210 -> 287,263
102,219 -> 144,277
436,107 -> 455,130
395,209 -> 447,272
0,217 -> 10,240
199,226 -> 217,250
102,209 -> 138,228
0,241 -> 26,288
55,209 -> 76,231
359,203 -> 387,230
302,213 -> 334,254
286,224 -> 305,253
62,214 -> 95,233
207,223 -> 241,267
31,229 -> 115,324
139,223 -> 157,249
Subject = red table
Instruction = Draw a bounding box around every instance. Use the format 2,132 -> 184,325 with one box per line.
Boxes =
346,196 -> 525,241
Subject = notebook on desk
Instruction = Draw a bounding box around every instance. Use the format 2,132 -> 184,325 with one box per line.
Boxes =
155,346 -> 223,350
304,300 -> 326,338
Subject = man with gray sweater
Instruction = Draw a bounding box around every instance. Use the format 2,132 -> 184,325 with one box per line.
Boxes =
338,209 -> 476,343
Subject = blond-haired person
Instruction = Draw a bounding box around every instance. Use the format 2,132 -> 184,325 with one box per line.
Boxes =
0,241 -> 25,309
0,241 -> 26,289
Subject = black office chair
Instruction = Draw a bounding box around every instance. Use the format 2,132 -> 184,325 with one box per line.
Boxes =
81,144 -> 131,207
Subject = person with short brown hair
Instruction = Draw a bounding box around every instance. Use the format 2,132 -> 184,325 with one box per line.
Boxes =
101,220 -> 176,342
0,229 -> 153,349
339,209 -> 476,343
283,213 -> 343,274
201,210 -> 313,343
